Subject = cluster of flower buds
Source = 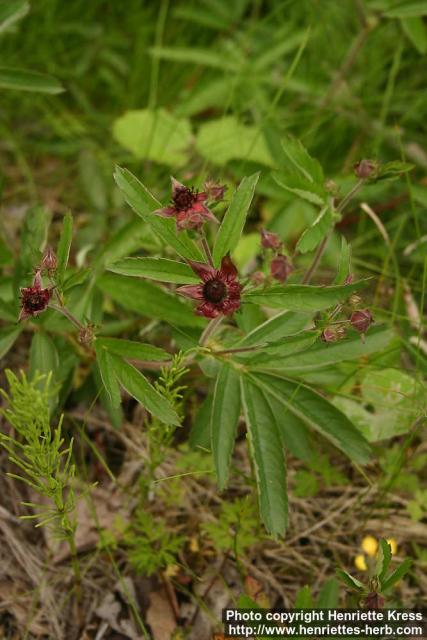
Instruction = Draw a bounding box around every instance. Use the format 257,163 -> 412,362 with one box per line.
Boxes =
259,229 -> 293,283
155,177 -> 226,232
353,159 -> 380,180
321,279 -> 373,343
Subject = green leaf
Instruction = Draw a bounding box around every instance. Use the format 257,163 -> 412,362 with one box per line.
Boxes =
377,539 -> 393,583
262,388 -> 312,462
0,67 -> 64,93
281,136 -> 324,184
273,172 -> 327,206
334,236 -> 351,284
243,280 -> 368,310
0,0 -> 29,33
97,273 -> 205,328
241,375 -> 288,536
295,585 -> 313,607
29,333 -> 59,380
96,337 -> 170,362
296,206 -> 333,254
212,173 -> 260,266
336,569 -> 364,591
379,160 -> 415,177
0,325 -> 22,359
381,559 -> 412,592
401,16 -> 427,53
56,213 -> 73,286
113,109 -> 192,166
316,578 -> 339,608
385,1 -> 427,18
211,364 -> 241,490
240,332 -> 319,366
114,167 -> 203,261
196,116 -> 274,166
149,46 -> 238,71
108,257 -> 199,284
94,343 -> 121,408
237,311 -> 310,347
266,327 -> 395,372
110,353 -> 179,426
189,394 -> 213,450
250,373 -> 371,464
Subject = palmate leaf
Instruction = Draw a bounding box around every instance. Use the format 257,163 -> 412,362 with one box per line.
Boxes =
211,363 -> 241,490
241,375 -> 288,536
212,172 -> 260,266
249,372 -> 371,464
114,167 -> 203,261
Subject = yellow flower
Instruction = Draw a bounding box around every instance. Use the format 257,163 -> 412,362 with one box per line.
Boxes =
361,535 -> 378,557
387,538 -> 397,555
355,554 -> 368,571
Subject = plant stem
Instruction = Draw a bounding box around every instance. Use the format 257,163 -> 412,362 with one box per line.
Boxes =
49,303 -> 85,331
199,316 -> 223,346
200,232 -> 214,267
66,530 -> 82,603
336,178 -> 365,213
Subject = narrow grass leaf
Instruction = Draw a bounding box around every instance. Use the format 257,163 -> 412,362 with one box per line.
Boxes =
56,213 -> 73,286
0,0 -> 29,33
0,67 -> 64,93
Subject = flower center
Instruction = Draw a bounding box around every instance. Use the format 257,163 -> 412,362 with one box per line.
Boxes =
26,292 -> 48,311
203,279 -> 226,304
173,187 -> 196,211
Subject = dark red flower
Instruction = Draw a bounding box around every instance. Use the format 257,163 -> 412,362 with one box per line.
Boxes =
19,271 -> 52,321
270,254 -> 293,282
154,177 -> 218,232
261,229 -> 282,250
350,309 -> 373,334
177,255 -> 241,318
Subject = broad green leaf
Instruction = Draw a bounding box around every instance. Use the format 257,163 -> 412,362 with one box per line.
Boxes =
29,333 -> 59,380
94,361 -> 123,429
381,559 -> 412,592
211,364 -> 241,490
385,1 -> 427,18
336,569 -> 364,591
401,16 -> 427,53
213,173 -> 259,266
241,376 -> 288,535
97,273 -> 205,328
237,311 -> 310,347
262,389 -> 312,461
377,539 -> 393,582
110,353 -> 179,426
96,337 -> 170,362
281,136 -> 324,183
0,67 -> 64,93
196,116 -> 274,166
256,327 -> 395,372
114,167 -> 203,261
244,280 -> 368,310
94,343 -> 121,408
296,206 -> 333,254
273,172 -> 327,206
0,0 -> 29,33
189,394 -> 213,449
239,332 -> 319,366
0,326 -> 22,359
316,578 -> 339,608
56,213 -> 73,286
251,373 -> 371,464
334,236 -> 351,284
108,257 -> 198,284
113,109 -> 192,166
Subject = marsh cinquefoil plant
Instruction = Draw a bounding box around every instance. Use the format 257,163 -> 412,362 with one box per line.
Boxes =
4,136 -> 415,537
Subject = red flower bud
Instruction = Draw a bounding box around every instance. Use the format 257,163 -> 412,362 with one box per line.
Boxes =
251,271 -> 265,286
270,254 -> 293,282
204,180 -> 226,201
40,245 -> 57,273
321,326 -> 346,343
260,229 -> 282,250
350,309 -> 373,334
353,159 -> 379,179
363,592 -> 384,609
